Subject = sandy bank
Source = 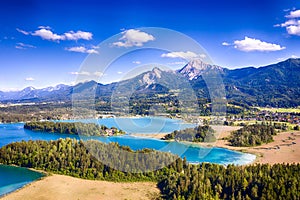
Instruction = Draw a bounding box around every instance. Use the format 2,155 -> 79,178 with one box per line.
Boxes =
1,174 -> 159,200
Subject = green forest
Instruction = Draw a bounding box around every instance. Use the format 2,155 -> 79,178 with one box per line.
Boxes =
24,121 -> 125,136
162,125 -> 216,142
229,124 -> 277,147
0,139 -> 299,199
0,139 -> 180,182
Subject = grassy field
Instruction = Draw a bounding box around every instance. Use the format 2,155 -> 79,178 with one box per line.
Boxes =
255,107 -> 300,113
232,120 -> 296,130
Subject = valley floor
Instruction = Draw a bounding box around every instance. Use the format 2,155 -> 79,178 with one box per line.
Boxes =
1,174 -> 160,200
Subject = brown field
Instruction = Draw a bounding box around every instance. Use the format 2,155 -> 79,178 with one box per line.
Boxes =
1,174 -> 160,200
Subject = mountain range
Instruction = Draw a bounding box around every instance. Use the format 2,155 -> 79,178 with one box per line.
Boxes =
1,58 -> 300,107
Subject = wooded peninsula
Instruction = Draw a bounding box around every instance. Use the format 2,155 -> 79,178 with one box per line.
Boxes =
24,121 -> 125,136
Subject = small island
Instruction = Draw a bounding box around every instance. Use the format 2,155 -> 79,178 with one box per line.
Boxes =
162,125 -> 216,142
24,121 -> 125,136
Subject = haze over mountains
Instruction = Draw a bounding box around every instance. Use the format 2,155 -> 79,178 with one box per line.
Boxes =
1,58 -> 300,107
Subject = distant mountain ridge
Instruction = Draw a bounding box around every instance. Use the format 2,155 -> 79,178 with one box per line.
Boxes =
1,58 -> 300,107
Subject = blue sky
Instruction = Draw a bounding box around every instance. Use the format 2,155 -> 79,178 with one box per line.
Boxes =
1,0 -> 300,90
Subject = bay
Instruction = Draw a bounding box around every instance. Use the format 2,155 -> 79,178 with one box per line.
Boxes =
0,165 -> 44,197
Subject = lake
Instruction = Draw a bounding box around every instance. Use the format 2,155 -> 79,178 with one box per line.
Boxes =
0,117 -> 256,165
0,165 -> 44,197
0,117 -> 256,195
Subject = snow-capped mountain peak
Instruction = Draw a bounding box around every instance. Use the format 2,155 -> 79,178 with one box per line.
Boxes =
178,59 -> 225,80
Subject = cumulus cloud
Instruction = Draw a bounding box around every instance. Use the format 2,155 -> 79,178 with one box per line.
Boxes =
25,77 -> 34,81
161,51 -> 205,59
65,46 -> 99,54
233,37 -> 285,52
113,29 -> 155,47
286,9 -> 300,18
32,28 -> 64,41
286,21 -> 300,36
17,27 -> 93,41
133,61 -> 141,64
276,9 -> 300,36
64,31 -> 93,40
15,42 -> 36,49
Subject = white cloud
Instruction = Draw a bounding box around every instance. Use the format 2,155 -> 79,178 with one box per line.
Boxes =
286,9 -> 300,18
65,46 -> 99,54
64,31 -> 93,40
167,61 -> 187,65
86,49 -> 99,54
38,25 -> 51,30
276,9 -> 300,36
286,21 -> 300,36
70,71 -> 104,76
161,51 -> 205,59
16,28 -> 29,35
17,27 -> 93,41
133,61 -> 141,64
25,77 -> 35,81
15,42 -> 36,49
222,42 -> 230,46
32,28 -> 64,41
94,71 -> 104,76
70,71 -> 91,76
233,37 -> 285,52
278,19 -> 298,27
117,71 -> 123,74
113,29 -> 155,47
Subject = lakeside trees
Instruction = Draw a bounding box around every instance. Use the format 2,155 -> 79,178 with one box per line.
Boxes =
158,162 -> 300,200
162,125 -> 216,142
229,124 -> 277,147
24,121 -> 125,136
0,139 -> 299,199
0,139 -> 180,182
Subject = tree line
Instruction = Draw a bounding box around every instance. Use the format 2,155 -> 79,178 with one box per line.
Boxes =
229,124 -> 277,147
24,121 -> 125,136
162,125 -> 216,142
0,138 -> 299,199
158,162 -> 300,200
0,138 -> 181,182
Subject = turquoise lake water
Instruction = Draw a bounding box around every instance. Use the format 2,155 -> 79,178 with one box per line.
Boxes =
0,165 -> 44,197
0,117 -> 256,195
0,117 -> 256,165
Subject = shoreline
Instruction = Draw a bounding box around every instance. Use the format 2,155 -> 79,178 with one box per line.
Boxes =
131,126 -> 300,165
0,174 -> 159,200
